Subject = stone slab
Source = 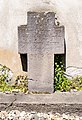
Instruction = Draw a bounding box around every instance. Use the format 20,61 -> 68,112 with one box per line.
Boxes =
1,91 -> 82,104
28,53 -> 54,93
0,92 -> 82,115
18,25 -> 27,54
18,12 -> 65,93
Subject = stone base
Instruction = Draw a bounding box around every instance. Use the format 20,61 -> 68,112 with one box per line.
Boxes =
0,91 -> 82,116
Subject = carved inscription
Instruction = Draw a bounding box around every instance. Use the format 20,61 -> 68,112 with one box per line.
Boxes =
18,12 -> 65,93
26,12 -> 64,54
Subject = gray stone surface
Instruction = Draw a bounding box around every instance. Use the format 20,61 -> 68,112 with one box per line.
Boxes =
18,25 -> 27,54
28,53 -> 54,93
0,91 -> 82,104
27,12 -> 64,54
0,92 -> 82,116
18,12 -> 65,93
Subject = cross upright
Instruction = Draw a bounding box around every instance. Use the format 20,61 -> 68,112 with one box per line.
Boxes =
18,12 -> 65,93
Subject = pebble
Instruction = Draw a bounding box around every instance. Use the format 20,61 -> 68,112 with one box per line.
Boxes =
0,110 -> 82,120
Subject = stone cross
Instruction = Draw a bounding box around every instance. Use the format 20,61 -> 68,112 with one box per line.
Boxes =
18,12 -> 65,93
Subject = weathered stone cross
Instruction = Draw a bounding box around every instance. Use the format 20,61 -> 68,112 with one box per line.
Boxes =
18,12 -> 65,93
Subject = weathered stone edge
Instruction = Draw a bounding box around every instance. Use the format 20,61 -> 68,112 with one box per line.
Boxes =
0,91 -> 82,104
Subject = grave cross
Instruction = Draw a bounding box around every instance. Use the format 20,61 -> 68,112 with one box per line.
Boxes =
18,12 -> 65,93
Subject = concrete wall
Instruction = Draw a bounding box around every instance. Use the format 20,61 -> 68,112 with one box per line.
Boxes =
0,0 -> 82,74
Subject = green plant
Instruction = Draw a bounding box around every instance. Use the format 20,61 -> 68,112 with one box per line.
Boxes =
0,65 -> 13,92
0,64 -> 28,93
54,63 -> 72,92
70,76 -> 82,90
1,64 -> 82,93
13,75 -> 28,93
0,64 -> 13,83
0,75 -> 28,93
0,79 -> 13,92
54,63 -> 82,92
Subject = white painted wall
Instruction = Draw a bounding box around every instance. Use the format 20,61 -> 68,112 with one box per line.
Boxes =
0,0 -> 82,69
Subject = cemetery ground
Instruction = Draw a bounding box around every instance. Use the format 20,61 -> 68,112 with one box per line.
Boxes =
0,64 -> 82,119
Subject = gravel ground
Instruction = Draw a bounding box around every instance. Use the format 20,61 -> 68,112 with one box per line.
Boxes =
0,110 -> 82,120
1,92 -> 82,119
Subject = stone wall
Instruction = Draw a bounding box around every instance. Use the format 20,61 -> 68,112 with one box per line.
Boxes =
0,0 -> 82,74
